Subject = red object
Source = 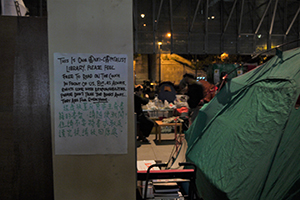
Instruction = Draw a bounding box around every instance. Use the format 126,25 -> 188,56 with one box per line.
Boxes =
198,80 -> 217,102
247,65 -> 257,71
176,107 -> 189,114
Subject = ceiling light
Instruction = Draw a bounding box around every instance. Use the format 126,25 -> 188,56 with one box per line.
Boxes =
220,52 -> 229,61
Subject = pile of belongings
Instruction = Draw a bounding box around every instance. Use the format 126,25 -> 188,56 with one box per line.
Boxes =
162,117 -> 184,123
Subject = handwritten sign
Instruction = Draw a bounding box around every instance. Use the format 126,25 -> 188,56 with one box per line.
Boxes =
54,53 -> 128,154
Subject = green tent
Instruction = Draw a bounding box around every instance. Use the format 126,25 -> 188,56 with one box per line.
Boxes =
207,63 -> 243,85
185,47 -> 300,200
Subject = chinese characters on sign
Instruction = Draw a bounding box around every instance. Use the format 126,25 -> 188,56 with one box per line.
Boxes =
54,53 -> 128,154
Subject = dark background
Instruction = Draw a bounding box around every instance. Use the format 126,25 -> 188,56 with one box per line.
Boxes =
0,16 -> 53,199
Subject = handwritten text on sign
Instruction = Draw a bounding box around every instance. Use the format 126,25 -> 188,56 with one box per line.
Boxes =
54,53 -> 128,155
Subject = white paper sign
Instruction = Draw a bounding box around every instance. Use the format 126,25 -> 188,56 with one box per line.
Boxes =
237,69 -> 243,76
214,69 -> 220,84
54,53 -> 128,154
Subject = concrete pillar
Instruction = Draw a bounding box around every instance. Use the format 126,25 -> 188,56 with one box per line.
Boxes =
48,1 -> 135,199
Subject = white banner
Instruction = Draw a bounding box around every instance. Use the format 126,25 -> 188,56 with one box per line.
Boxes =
214,69 -> 220,84
237,69 -> 243,76
54,53 -> 128,155
1,0 -> 28,16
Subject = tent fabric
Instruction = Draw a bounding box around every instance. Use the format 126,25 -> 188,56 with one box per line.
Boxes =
207,63 -> 242,85
158,81 -> 177,103
185,47 -> 300,200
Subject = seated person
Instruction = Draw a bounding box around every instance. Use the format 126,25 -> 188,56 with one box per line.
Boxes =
134,85 -> 154,142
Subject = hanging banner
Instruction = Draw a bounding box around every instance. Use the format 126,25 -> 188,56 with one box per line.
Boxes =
54,53 -> 128,154
1,0 -> 28,16
214,69 -> 220,84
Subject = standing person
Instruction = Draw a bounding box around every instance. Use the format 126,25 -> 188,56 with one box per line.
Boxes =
134,85 -> 154,142
185,74 -> 204,125
178,73 -> 189,94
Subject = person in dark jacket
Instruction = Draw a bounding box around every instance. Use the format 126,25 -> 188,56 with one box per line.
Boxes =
185,74 -> 204,124
134,85 -> 154,142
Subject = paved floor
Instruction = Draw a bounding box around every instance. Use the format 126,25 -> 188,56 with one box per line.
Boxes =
136,132 -> 180,164
136,132 -> 191,200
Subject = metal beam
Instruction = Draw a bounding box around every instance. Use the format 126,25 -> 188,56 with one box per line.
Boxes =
272,34 -> 285,37
134,0 -> 138,53
190,0 -> 202,32
240,33 -> 255,35
155,0 -> 164,31
223,0 -> 238,33
255,0 -> 272,34
153,0 -> 156,53
237,0 -> 245,54
269,0 -> 278,36
40,0 -> 43,16
252,1 -> 256,54
170,0 -> 173,53
205,0 -> 208,53
134,0 -> 298,55
284,0 -> 287,46
238,0 -> 245,35
286,6 -> 300,35
221,0 -> 224,52
188,0 -> 191,53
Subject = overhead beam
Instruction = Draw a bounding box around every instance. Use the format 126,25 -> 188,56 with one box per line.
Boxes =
237,0 -> 245,54
153,0 -> 156,53
170,0 -> 173,53
255,0 -> 272,34
155,0 -> 164,31
269,0 -> 278,36
190,0 -> 202,32
205,0 -> 208,53
134,0 -> 138,53
240,33 -> 255,35
223,0 -> 238,33
286,6 -> 300,35
238,0 -> 245,35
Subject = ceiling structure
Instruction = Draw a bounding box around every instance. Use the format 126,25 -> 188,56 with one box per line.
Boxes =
6,0 -> 300,57
22,0 -> 47,16
133,0 -> 300,56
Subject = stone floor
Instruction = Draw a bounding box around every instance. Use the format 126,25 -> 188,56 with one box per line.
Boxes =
136,132 -> 182,164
